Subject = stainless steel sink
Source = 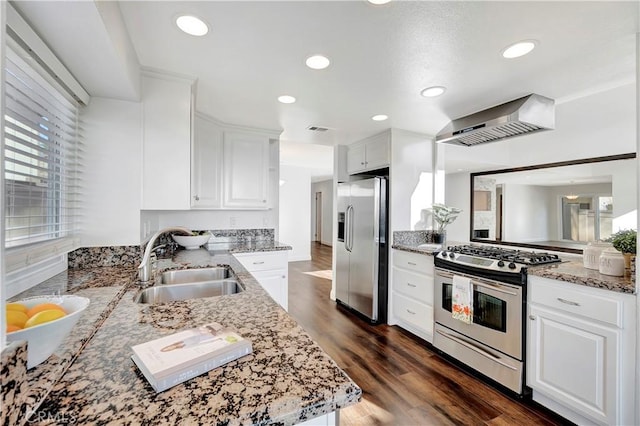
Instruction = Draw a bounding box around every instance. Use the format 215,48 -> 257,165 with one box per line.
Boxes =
135,280 -> 242,304
160,267 -> 231,284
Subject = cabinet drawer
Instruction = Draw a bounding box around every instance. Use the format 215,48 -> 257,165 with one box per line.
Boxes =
233,251 -> 288,272
393,250 -> 433,275
393,292 -> 433,335
392,267 -> 433,305
529,276 -> 623,328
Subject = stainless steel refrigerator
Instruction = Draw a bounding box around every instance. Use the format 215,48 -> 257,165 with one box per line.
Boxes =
335,177 -> 388,323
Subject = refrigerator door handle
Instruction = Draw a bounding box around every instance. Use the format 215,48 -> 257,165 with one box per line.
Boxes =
346,204 -> 354,252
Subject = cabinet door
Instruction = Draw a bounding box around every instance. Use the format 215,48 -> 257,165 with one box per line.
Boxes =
252,269 -> 288,311
223,132 -> 270,208
191,116 -> 222,208
141,74 -> 192,210
527,304 -> 619,425
393,292 -> 433,337
363,133 -> 390,170
346,143 -> 366,174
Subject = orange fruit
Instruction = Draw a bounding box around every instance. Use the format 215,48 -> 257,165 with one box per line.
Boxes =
26,303 -> 66,318
6,303 -> 28,314
24,309 -> 66,328
6,324 -> 22,333
7,310 -> 29,328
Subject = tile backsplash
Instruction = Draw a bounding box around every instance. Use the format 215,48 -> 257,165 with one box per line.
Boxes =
68,229 -> 275,268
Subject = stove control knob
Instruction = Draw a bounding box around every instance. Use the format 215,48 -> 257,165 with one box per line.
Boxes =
448,252 -> 455,258
497,260 -> 505,267
508,262 -> 517,270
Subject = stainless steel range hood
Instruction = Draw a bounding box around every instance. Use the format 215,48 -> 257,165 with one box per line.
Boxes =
436,94 -> 555,147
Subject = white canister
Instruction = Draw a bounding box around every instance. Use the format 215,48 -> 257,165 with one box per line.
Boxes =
583,241 -> 613,270
599,248 -> 625,277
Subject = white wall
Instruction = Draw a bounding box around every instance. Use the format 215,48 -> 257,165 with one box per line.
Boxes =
279,165 -> 311,261
443,171 -> 470,243
147,210 -> 278,234
389,129 -> 434,232
311,179 -> 333,246
81,97 -> 142,246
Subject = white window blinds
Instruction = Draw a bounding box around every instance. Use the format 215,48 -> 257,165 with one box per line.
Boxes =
4,49 -> 82,249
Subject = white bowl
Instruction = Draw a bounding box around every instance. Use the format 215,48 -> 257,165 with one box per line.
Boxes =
6,295 -> 90,368
172,233 -> 211,250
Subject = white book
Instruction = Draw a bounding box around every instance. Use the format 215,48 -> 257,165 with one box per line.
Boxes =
131,322 -> 252,392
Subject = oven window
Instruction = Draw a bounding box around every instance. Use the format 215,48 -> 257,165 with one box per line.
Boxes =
474,291 -> 507,332
442,283 -> 507,332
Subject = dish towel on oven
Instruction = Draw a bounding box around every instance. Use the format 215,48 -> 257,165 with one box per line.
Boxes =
452,275 -> 473,324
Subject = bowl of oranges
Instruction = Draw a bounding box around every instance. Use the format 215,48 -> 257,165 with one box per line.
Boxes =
6,295 -> 90,368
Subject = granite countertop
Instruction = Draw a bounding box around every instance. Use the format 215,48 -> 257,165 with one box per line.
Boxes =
528,260 -> 636,294
391,243 -> 440,255
8,248 -> 360,425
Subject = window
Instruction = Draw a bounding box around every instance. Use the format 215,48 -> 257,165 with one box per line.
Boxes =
4,49 -> 81,249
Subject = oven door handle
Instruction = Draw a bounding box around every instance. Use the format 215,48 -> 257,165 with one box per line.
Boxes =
436,329 -> 518,371
436,271 -> 518,296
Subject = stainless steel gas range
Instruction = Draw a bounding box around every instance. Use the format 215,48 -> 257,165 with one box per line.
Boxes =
433,245 -> 561,394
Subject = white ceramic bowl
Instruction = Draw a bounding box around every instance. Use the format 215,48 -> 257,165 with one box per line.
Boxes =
6,295 -> 90,368
172,233 -> 211,250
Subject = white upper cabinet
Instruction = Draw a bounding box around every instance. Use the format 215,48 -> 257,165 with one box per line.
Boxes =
191,115 -> 223,208
347,130 -> 390,175
191,115 -> 280,210
141,71 -> 194,210
223,131 -> 270,209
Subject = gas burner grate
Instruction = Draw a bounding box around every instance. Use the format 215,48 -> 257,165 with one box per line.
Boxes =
446,245 -> 561,265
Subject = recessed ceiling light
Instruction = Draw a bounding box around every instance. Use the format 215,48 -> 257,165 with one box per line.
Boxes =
502,40 -> 537,59
367,0 -> 392,4
176,15 -> 209,36
421,86 -> 447,97
306,55 -> 331,70
371,114 -> 388,121
278,95 -> 296,104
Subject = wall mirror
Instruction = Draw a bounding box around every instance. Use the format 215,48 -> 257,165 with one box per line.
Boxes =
470,153 -> 637,254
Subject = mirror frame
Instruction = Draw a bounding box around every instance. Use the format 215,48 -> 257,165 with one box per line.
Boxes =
469,152 -> 637,254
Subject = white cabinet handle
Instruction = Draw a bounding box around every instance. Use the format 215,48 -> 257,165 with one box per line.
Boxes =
406,309 -> 416,315
557,297 -> 580,306
193,195 -> 200,201
529,315 -> 536,320
253,261 -> 265,265
407,283 -> 417,288
407,262 -> 417,266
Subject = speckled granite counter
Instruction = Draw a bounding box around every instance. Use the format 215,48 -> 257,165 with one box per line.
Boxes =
3,267 -> 136,426
528,260 -> 636,294
6,249 -> 360,425
391,230 -> 442,255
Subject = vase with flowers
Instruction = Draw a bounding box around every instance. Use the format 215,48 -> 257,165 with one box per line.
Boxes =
428,203 -> 462,246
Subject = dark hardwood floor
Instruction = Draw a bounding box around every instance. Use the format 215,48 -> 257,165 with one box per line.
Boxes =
288,242 -> 566,426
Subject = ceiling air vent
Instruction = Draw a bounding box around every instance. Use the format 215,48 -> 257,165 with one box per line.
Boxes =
307,126 -> 329,132
436,94 -> 555,147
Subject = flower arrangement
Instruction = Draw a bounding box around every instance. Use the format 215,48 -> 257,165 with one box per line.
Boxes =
607,229 -> 637,254
428,203 -> 463,234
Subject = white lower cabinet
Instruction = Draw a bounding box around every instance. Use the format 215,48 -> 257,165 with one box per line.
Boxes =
389,249 -> 435,342
298,411 -> 336,426
233,251 -> 288,311
527,276 -> 636,426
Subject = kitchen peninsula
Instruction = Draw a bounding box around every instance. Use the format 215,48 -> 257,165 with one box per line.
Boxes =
3,244 -> 361,425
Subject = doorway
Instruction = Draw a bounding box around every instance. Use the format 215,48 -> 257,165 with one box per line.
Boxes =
315,191 -> 322,243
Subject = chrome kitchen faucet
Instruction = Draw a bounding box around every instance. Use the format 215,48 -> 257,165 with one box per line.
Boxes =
138,226 -> 192,282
